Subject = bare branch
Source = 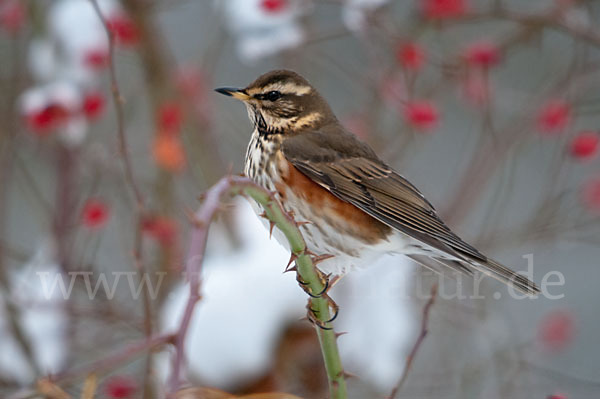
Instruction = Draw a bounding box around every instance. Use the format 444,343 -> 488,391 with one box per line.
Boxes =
49,333 -> 173,383
88,0 -> 144,209
389,284 -> 438,399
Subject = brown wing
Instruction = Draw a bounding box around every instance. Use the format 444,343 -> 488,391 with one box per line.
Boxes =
281,129 -> 486,262
282,128 -> 540,295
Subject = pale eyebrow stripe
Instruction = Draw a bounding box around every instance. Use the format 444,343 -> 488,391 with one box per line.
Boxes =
278,82 -> 313,95
249,82 -> 313,96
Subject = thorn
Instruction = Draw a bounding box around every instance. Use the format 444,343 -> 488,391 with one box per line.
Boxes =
266,190 -> 277,202
304,249 -> 317,257
166,334 -> 178,345
184,208 -> 204,229
259,211 -> 268,219
295,220 -> 312,227
269,220 -> 276,239
191,218 -> 205,229
329,275 -> 342,289
284,253 -> 298,273
335,331 -> 348,339
312,254 -> 335,265
342,371 -> 358,380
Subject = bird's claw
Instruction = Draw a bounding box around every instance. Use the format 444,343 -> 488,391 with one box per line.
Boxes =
306,301 -> 333,330
295,269 -> 329,297
305,294 -> 339,329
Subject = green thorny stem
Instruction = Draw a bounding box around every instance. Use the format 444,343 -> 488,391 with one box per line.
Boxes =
228,176 -> 347,399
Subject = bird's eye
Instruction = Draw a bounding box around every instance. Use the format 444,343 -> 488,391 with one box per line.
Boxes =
266,91 -> 282,101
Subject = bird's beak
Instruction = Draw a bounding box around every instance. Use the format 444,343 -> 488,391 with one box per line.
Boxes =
214,87 -> 250,101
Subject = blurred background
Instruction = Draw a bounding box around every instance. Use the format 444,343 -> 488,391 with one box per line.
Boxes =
0,0 -> 599,398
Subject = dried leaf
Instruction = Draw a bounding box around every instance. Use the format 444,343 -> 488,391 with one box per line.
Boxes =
175,387 -> 235,399
239,394 -> 304,399
36,378 -> 72,399
81,374 -> 97,399
175,387 -> 304,399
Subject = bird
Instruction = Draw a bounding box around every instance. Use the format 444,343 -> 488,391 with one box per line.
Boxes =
215,69 -> 540,296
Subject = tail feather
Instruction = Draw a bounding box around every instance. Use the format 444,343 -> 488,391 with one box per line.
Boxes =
466,257 -> 540,296
407,254 -> 540,296
406,254 -> 474,277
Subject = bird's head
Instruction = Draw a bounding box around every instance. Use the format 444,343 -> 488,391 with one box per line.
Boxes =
215,69 -> 335,136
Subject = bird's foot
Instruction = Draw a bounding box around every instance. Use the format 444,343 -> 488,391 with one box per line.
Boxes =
324,293 -> 339,323
296,267 -> 329,298
292,252 -> 334,297
295,273 -> 326,298
305,294 -> 339,329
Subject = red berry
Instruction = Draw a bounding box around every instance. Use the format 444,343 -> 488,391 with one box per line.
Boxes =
421,0 -> 466,19
152,134 -> 186,172
403,101 -> 439,131
464,41 -> 501,68
0,1 -> 25,34
104,375 -> 137,398
83,48 -> 109,70
396,42 -> 426,70
537,100 -> 571,134
570,131 -> 598,160
26,103 -> 70,136
82,91 -> 105,120
142,216 -> 178,247
260,0 -> 287,13
81,199 -> 109,228
538,310 -> 575,352
107,14 -> 139,46
158,102 -> 182,133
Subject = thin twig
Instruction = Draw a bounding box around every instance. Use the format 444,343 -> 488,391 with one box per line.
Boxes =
88,6 -> 155,399
463,7 -> 600,49
0,30 -> 40,376
167,177 -> 234,395
49,333 -> 173,383
88,0 -> 144,208
389,284 -> 438,399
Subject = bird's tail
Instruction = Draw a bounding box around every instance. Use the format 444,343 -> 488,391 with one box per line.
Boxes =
467,257 -> 540,296
407,253 -> 540,296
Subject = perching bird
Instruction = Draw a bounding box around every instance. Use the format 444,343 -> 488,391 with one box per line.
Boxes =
215,69 -> 539,296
